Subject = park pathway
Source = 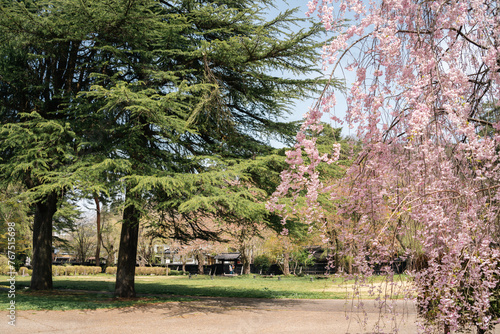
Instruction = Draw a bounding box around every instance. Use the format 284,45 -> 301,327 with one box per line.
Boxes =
1,297 -> 497,333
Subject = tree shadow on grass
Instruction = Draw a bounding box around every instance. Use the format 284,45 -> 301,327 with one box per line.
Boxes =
133,279 -> 336,300
7,276 -> 343,313
7,290 -> 186,311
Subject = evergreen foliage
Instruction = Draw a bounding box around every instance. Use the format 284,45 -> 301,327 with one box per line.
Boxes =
0,0 -> 337,296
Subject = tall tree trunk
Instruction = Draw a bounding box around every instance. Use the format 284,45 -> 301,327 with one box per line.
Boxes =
282,252 -> 290,276
31,192 -> 58,290
240,247 -> 251,274
115,197 -> 140,298
94,195 -> 101,270
197,252 -> 204,275
243,258 -> 251,275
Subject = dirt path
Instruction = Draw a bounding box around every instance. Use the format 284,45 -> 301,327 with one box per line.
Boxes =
1,297 -> 497,333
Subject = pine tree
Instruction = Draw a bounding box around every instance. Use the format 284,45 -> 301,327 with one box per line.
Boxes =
0,0 -> 333,296
0,0 -> 155,290
1,0 -> 88,289
98,0 -> 332,297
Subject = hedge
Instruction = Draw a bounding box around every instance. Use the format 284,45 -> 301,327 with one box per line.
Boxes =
105,266 -> 170,276
105,266 -> 117,275
51,265 -> 102,276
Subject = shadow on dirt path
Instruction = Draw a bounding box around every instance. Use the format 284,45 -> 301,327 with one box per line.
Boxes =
1,297 -> 497,334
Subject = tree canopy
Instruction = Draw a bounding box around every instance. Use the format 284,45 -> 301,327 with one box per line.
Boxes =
0,0 -> 332,296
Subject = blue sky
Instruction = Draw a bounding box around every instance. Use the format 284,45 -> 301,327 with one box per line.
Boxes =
266,0 -> 355,143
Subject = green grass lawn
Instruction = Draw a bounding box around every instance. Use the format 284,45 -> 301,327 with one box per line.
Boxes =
0,274 -> 409,311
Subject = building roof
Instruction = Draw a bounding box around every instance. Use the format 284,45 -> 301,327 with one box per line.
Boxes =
215,253 -> 240,261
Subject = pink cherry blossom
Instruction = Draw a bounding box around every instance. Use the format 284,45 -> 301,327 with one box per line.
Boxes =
270,0 -> 500,332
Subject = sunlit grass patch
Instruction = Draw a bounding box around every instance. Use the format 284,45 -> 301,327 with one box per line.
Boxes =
1,273 -> 412,311
0,287 -> 192,311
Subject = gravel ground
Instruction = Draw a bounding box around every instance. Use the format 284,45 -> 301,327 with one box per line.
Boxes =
1,297 -> 497,334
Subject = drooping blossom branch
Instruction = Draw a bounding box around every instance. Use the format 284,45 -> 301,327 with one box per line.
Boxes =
270,0 -> 500,332
266,104 -> 341,235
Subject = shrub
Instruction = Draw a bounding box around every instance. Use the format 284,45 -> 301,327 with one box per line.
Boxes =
18,267 -> 29,276
254,254 -> 272,273
52,266 -> 67,276
106,267 -> 117,275
169,270 -> 187,276
68,267 -> 76,276
0,255 -> 10,275
159,267 -> 169,275
135,267 -> 169,276
76,266 -> 100,275
52,265 -> 103,276
104,266 -> 169,276
91,266 -> 102,274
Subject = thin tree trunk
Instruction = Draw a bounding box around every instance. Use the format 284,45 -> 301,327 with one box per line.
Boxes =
115,197 -> 140,298
31,192 -> 58,290
94,195 -> 101,270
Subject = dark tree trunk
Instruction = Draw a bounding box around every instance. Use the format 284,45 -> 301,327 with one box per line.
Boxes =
94,195 -> 101,269
115,200 -> 140,298
31,192 -> 58,290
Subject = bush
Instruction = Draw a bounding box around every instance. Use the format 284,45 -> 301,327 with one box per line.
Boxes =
91,266 -> 102,274
136,267 -> 169,276
105,266 -> 170,276
169,269 -> 187,276
106,266 -> 117,275
254,254 -> 272,273
52,266 -> 66,276
18,267 -> 29,276
0,255 -> 10,275
52,265 -> 102,276
76,266 -> 85,275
